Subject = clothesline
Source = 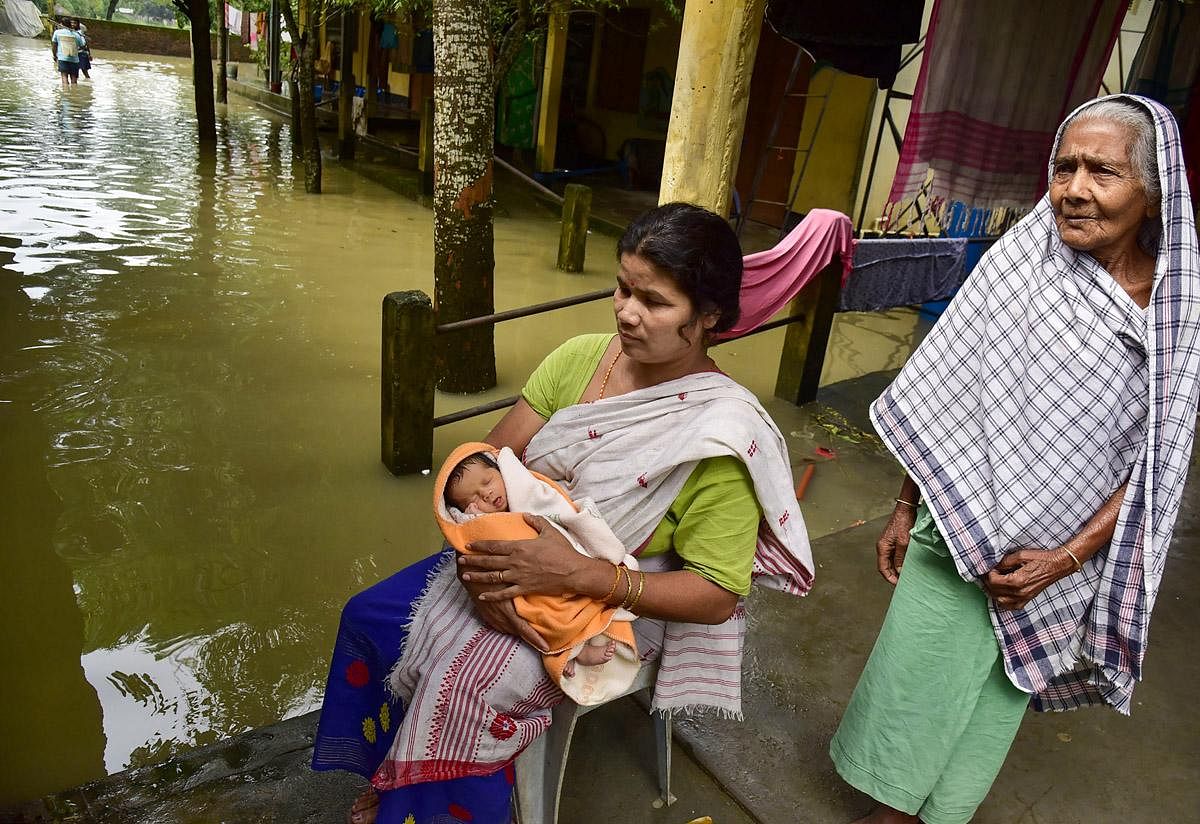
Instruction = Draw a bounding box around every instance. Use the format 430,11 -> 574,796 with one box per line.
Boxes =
224,4 -> 282,50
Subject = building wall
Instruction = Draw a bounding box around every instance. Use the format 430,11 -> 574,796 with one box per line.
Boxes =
787,68 -> 877,218
79,17 -> 252,63
581,5 -> 681,161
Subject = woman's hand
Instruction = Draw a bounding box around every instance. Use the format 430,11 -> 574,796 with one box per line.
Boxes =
982,548 -> 1076,610
877,505 -> 917,585
460,575 -> 550,652
459,513 -> 604,601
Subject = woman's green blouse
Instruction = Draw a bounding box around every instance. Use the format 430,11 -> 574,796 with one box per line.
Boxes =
521,334 -> 761,595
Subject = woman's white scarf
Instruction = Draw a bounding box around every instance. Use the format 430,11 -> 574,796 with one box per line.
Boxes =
524,370 -> 814,717
374,372 -> 810,788
871,94 -> 1200,713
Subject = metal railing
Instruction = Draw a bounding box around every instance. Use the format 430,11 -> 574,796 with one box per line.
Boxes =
383,234 -> 998,475
382,258 -> 846,474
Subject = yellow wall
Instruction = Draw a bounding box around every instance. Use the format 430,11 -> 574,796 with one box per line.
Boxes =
388,70 -> 410,97
582,4 -> 682,160
788,68 -> 877,217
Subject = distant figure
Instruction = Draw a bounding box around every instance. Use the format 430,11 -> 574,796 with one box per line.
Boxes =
50,18 -> 84,88
70,19 -> 91,80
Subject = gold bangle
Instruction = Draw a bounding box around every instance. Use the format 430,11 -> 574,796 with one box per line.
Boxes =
602,563 -> 622,602
626,570 -> 647,612
1062,547 -> 1084,572
895,497 -> 918,509
618,567 -> 635,609
624,570 -> 643,609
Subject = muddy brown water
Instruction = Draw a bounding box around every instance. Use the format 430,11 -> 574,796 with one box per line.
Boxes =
0,35 -> 924,803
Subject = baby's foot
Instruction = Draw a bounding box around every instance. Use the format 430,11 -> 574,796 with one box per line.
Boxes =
574,639 -> 616,667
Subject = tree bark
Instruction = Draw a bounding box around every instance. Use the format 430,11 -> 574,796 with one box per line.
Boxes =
283,0 -> 321,192
187,0 -> 217,148
433,0 -> 496,392
279,3 -> 305,158
216,2 -> 228,105
105,0 -> 118,20
337,10 -> 356,160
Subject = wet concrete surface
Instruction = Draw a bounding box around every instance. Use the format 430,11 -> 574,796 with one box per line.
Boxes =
5,370 -> 1196,823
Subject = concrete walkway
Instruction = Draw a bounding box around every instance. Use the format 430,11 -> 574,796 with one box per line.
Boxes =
4,374 -> 1198,823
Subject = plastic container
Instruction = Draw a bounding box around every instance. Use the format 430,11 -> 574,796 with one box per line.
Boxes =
313,84 -> 323,102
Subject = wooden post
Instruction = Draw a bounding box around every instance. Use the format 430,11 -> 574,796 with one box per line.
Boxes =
337,10 -> 356,160
773,259 -> 842,406
659,0 -> 765,216
557,184 -> 591,272
382,291 -> 436,475
419,96 -> 434,195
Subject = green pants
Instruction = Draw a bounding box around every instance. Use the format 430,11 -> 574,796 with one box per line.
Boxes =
830,506 -> 1030,824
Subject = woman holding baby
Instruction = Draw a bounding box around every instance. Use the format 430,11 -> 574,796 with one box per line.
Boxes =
312,203 -> 812,824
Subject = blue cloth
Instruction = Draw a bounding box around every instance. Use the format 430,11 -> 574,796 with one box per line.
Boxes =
839,237 -> 968,312
380,22 -> 399,50
312,549 -> 515,824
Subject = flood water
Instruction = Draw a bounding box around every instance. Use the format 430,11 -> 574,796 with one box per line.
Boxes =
0,35 -> 925,803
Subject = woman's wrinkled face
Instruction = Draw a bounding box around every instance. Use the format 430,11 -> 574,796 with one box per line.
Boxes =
614,253 -> 713,364
448,462 -> 507,514
1049,119 -> 1155,260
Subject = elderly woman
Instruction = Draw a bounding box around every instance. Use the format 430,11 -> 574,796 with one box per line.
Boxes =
830,94 -> 1199,824
312,203 -> 814,824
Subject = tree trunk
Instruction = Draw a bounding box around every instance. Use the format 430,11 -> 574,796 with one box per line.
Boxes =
337,10 -> 356,160
216,2 -> 228,104
279,3 -> 304,155
432,0 -> 496,392
294,0 -> 322,193
187,0 -> 217,147
105,0 -> 118,20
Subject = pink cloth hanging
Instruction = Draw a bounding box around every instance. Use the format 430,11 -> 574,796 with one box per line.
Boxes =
716,209 -> 853,341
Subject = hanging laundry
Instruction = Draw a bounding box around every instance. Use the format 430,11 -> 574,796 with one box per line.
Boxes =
225,3 -> 242,32
1126,0 -> 1200,208
380,21 -> 398,50
887,0 -> 1127,225
765,0 -> 922,89
249,13 -> 265,51
839,238 -> 968,313
713,209 -> 854,341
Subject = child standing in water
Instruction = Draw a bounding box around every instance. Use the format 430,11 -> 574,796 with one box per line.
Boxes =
436,444 -> 641,698
50,19 -> 85,88
70,20 -> 92,80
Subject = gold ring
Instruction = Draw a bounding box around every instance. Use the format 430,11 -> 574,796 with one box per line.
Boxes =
497,570 -> 505,583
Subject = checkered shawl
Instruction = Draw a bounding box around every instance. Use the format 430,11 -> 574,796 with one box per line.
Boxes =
872,94 -> 1200,713
524,370 -> 814,717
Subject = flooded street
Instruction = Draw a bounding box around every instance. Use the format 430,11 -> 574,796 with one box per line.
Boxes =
0,35 -> 924,803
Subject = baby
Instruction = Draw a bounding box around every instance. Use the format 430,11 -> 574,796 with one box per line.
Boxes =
433,442 -> 641,704
444,451 -> 619,676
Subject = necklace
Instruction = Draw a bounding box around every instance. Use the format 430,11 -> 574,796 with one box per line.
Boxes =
597,351 -> 622,399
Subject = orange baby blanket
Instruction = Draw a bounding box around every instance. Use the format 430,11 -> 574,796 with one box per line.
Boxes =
433,442 -> 638,703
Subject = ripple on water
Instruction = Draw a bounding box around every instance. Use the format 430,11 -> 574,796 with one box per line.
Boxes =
0,32 -> 441,793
